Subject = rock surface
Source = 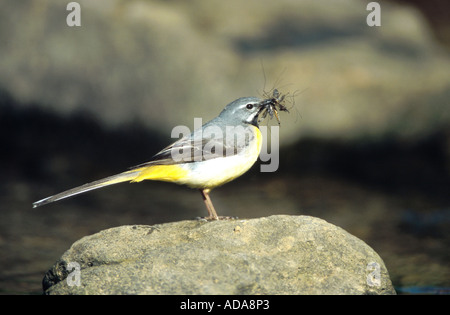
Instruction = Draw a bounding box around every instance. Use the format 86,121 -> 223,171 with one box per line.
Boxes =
43,215 -> 395,295
1,1 -> 449,143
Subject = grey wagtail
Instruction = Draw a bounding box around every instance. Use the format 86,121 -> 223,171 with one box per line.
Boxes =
33,91 -> 288,220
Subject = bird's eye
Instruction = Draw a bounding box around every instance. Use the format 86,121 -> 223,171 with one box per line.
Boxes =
246,104 -> 253,109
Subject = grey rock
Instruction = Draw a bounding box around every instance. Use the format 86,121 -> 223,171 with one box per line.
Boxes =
1,1 -> 449,143
43,215 -> 395,295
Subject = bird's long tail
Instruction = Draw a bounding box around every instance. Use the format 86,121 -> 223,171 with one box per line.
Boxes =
32,169 -> 142,208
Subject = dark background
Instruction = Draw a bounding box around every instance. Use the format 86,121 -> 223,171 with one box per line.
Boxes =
1,0 -> 449,294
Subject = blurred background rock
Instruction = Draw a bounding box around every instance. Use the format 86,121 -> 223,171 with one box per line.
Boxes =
0,0 -> 449,294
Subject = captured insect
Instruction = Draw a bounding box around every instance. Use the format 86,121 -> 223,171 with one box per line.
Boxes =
259,89 -> 290,124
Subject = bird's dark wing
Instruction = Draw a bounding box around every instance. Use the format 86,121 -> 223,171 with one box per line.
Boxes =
131,129 -> 255,168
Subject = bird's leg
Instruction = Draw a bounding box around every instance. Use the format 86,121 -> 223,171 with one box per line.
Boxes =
199,189 -> 219,220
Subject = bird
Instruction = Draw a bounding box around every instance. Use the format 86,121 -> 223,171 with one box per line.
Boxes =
32,92 -> 287,220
